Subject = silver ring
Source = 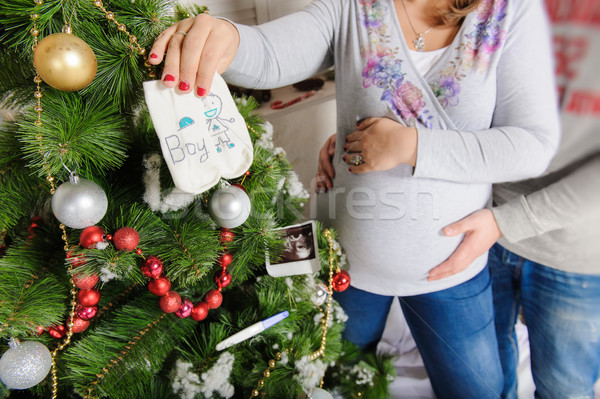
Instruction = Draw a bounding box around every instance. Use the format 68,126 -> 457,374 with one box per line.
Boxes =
349,153 -> 364,166
174,31 -> 187,37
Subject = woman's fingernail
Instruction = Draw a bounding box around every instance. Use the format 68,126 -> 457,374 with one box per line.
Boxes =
342,155 -> 346,162
343,145 -> 348,151
197,87 -> 206,96
178,81 -> 190,91
163,74 -> 175,82
149,53 -> 158,59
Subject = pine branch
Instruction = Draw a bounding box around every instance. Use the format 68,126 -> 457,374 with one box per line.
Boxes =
62,295 -> 196,399
17,90 -> 129,180
0,238 -> 68,339
156,210 -> 221,288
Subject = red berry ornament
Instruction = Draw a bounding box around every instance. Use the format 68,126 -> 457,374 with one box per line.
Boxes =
220,228 -> 235,243
204,289 -> 223,309
68,316 -> 90,333
47,325 -> 66,339
76,305 -> 98,321
66,251 -> 86,267
231,183 -> 246,191
217,253 -> 233,268
332,270 -> 351,292
159,291 -> 182,313
175,298 -> 193,319
148,276 -> 171,296
80,226 -> 105,249
73,272 -> 99,290
113,227 -> 140,251
141,256 -> 163,279
191,302 -> 209,321
215,270 -> 232,289
77,288 -> 101,307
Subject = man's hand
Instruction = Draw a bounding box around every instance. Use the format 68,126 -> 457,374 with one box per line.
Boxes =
428,209 -> 502,281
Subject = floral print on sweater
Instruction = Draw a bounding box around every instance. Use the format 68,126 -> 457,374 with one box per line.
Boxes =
431,0 -> 508,108
360,0 -> 508,121
360,0 -> 433,128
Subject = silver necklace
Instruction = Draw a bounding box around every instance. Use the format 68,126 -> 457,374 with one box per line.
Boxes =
400,0 -> 434,52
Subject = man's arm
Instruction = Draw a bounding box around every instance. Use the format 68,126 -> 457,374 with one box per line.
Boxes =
428,155 -> 600,280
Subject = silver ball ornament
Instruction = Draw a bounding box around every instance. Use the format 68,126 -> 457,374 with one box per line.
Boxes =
0,339 -> 52,390
51,176 -> 108,229
312,283 -> 329,306
208,185 -> 251,228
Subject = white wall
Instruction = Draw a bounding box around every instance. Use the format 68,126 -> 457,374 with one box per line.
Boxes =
178,0 -> 314,25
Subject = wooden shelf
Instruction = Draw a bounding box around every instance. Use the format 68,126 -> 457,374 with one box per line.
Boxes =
256,78 -> 336,119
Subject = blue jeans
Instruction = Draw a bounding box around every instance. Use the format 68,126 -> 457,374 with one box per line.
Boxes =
334,266 -> 503,399
489,243 -> 600,399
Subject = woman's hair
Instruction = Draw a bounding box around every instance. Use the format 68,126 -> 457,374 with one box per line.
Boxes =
436,0 -> 483,26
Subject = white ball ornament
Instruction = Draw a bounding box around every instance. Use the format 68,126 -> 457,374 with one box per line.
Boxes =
308,388 -> 334,399
208,184 -> 251,228
0,339 -> 52,390
51,176 -> 108,229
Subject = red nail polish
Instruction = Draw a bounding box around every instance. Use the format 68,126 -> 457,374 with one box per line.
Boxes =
342,155 -> 346,162
163,74 -> 175,82
197,87 -> 206,96
178,81 -> 190,91
149,53 -> 158,59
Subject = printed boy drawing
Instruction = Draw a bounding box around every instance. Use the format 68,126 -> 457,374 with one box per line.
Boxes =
203,93 -> 236,153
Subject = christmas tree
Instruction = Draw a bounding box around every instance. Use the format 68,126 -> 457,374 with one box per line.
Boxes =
0,1 -> 394,398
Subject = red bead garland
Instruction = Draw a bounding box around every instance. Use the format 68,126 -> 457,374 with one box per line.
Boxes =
73,273 -> 99,290
175,298 -> 193,319
47,226 -> 143,339
76,305 -> 98,321
215,270 -> 232,289
204,289 -> 223,309
137,226 -> 234,321
217,253 -> 233,268
77,288 -> 101,307
159,291 -> 182,313
191,302 -> 209,321
113,227 -> 140,251
68,315 -> 90,333
47,325 -> 66,339
148,276 -> 171,296
79,226 -> 106,249
141,256 -> 163,279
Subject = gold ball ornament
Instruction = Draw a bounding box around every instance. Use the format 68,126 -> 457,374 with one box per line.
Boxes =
33,33 -> 97,91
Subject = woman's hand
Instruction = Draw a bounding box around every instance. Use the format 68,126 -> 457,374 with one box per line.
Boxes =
315,134 -> 336,193
344,118 -> 418,173
149,14 -> 240,96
